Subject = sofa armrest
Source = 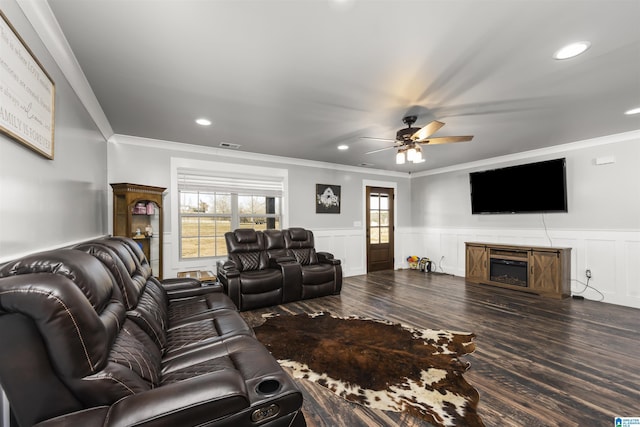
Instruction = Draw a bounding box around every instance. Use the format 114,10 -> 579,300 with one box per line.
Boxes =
33,407 -> 111,427
166,283 -> 224,300
217,260 -> 240,278
36,370 -> 250,427
109,370 -> 249,426
160,277 -> 202,291
269,256 -> 296,268
317,252 -> 341,265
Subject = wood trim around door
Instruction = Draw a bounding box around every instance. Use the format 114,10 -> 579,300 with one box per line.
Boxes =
366,186 -> 394,272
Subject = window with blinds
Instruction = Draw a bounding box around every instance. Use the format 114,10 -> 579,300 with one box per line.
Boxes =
177,171 -> 283,259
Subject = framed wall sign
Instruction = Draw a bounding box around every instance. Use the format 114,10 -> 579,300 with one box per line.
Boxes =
0,10 -> 55,159
316,184 -> 341,214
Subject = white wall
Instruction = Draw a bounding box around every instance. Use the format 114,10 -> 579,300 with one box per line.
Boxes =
0,1 -> 108,424
107,135 -> 412,279
408,131 -> 640,308
0,0 -> 108,263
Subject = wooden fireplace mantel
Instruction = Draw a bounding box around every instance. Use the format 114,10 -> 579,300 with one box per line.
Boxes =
465,242 -> 571,299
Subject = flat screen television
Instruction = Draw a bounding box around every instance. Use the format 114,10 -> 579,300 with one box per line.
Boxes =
470,158 -> 568,214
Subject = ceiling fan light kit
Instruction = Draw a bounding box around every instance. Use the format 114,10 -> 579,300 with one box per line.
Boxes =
367,115 -> 474,165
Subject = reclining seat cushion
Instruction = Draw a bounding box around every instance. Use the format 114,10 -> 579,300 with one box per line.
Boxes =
162,307 -> 255,355
0,255 -> 163,407
263,229 -> 287,260
78,242 -> 249,354
284,228 -> 318,266
108,319 -> 162,387
74,241 -> 170,351
224,230 -> 283,310
226,229 -> 269,272
108,236 -> 154,279
74,241 -> 147,311
103,237 -> 234,318
159,335 -> 283,389
284,228 -> 334,286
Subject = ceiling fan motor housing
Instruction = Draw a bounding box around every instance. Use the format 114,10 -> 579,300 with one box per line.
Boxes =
397,126 -> 420,142
397,115 -> 419,142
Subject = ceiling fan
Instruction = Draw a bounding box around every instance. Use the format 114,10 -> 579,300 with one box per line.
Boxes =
364,116 -> 473,164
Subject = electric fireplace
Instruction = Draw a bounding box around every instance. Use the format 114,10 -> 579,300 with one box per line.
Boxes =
490,258 -> 528,287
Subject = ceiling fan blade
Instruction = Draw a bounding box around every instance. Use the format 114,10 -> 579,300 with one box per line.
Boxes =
419,135 -> 474,145
411,120 -> 445,141
360,137 -> 396,142
365,145 -> 399,155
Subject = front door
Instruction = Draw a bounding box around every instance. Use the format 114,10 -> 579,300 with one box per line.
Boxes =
366,186 -> 394,272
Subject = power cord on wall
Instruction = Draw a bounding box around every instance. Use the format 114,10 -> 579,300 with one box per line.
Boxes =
541,213 -> 553,246
571,276 -> 604,302
436,256 -> 454,276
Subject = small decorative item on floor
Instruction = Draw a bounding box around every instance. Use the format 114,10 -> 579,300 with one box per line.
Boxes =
419,257 -> 432,272
406,255 -> 420,269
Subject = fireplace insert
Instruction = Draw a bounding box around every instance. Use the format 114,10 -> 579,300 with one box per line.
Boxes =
490,258 -> 528,287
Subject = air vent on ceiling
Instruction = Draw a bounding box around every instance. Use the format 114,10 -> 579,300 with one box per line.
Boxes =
359,163 -> 375,167
219,142 -> 241,149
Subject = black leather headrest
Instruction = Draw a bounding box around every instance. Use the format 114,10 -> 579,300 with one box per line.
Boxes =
0,249 -> 120,315
263,229 -> 284,249
288,228 -> 307,241
235,229 -> 258,243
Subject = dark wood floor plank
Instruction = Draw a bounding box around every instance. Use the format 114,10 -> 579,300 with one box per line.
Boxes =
243,270 -> 640,426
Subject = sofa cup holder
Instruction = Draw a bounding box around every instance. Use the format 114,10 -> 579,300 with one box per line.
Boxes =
256,378 -> 281,395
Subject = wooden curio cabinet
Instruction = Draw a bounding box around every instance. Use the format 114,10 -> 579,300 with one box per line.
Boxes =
111,183 -> 166,279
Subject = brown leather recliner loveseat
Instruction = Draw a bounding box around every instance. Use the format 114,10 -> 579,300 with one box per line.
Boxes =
217,227 -> 342,311
0,236 -> 305,427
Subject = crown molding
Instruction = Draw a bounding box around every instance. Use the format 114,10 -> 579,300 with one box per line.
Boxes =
412,129 -> 640,177
110,134 -> 410,178
15,0 -> 113,140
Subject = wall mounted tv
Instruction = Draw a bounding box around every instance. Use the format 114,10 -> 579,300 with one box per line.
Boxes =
470,158 -> 568,214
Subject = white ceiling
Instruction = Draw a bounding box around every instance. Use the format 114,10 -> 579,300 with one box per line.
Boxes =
46,0 -> 640,172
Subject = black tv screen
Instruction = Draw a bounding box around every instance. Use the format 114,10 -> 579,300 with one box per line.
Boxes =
470,158 -> 568,214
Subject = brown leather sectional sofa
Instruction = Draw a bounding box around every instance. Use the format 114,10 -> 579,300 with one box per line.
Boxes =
217,228 -> 342,311
0,236 -> 305,427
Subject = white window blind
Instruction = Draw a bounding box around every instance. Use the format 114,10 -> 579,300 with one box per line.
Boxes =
177,171 -> 283,197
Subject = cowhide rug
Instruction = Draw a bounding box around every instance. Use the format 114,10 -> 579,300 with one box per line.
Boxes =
253,312 -> 484,427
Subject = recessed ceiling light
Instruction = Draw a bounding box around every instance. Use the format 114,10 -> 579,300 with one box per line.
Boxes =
195,118 -> 212,126
337,145 -> 349,150
553,41 -> 591,60
624,107 -> 640,115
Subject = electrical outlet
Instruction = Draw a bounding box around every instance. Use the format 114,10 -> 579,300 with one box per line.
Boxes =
585,269 -> 592,279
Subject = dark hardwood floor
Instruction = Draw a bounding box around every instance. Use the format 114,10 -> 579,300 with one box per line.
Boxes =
241,270 -> 640,427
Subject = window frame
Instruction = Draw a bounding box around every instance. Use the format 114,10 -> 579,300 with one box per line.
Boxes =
178,191 -> 281,260
171,158 -> 288,267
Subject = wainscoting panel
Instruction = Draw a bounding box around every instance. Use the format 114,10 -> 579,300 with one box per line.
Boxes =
313,228 -> 366,277
625,241 -> 640,298
162,228 -> 639,308
407,227 -> 640,309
